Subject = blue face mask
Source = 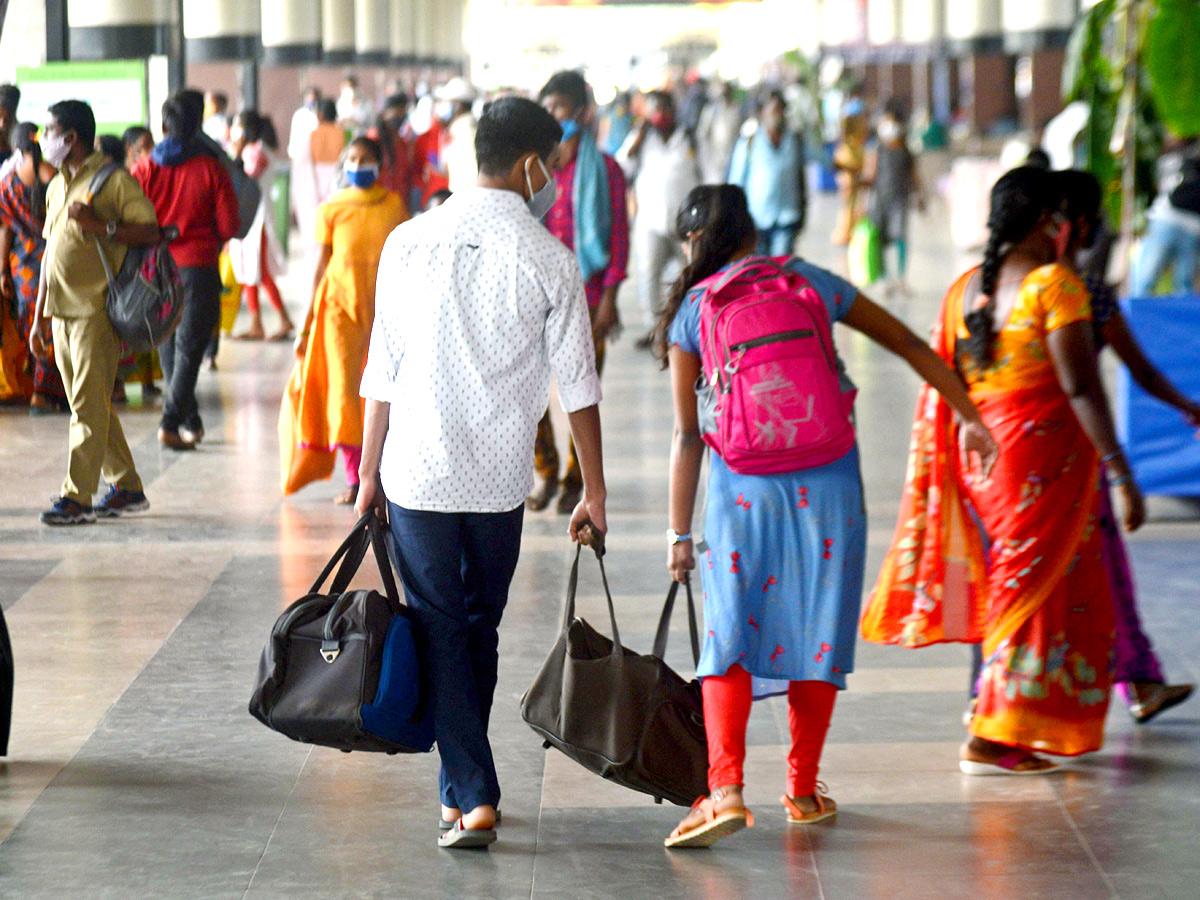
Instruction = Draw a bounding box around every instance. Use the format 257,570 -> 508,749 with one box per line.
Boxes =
560,118 -> 581,140
346,163 -> 378,189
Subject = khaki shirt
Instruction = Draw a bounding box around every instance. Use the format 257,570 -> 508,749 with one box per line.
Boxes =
42,151 -> 159,318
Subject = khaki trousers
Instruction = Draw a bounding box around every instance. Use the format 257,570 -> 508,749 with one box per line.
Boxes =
52,314 -> 143,505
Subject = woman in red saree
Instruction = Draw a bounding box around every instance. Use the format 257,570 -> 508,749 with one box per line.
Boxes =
863,167 -> 1145,773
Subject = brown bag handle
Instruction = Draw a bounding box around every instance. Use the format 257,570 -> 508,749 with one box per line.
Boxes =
651,577 -> 701,666
561,541 -> 622,659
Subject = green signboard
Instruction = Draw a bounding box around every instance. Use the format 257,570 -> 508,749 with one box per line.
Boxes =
15,60 -> 148,135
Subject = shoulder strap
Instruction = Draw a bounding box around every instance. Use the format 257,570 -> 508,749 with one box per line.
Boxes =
86,162 -> 121,204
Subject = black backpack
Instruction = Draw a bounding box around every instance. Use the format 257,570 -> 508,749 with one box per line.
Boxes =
86,163 -> 184,353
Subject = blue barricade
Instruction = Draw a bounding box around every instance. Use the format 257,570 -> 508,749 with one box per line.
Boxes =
1116,295 -> 1200,496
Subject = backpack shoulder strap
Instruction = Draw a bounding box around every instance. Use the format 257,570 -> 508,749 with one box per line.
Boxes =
86,162 -> 121,204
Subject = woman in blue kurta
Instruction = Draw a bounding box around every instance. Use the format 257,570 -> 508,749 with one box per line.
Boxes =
658,185 -> 997,849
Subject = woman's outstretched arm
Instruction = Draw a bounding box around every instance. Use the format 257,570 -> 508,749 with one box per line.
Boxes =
841,293 -> 998,476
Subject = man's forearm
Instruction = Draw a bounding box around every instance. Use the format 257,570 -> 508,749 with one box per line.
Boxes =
566,404 -> 605,499
359,399 -> 391,481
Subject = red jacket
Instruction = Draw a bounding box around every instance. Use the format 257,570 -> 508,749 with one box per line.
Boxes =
133,152 -> 239,269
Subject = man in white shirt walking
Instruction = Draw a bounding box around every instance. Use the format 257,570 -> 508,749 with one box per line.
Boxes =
356,97 -> 607,849
616,90 -> 701,348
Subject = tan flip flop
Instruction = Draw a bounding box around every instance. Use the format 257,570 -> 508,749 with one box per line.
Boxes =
664,788 -> 754,849
781,787 -> 838,825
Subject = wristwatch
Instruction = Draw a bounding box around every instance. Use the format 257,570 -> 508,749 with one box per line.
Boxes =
105,220 -> 118,238
666,529 -> 692,546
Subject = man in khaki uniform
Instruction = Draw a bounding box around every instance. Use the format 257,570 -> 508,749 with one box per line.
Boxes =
29,100 -> 161,525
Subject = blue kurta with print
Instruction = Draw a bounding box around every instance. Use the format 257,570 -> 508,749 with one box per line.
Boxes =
669,257 -> 867,698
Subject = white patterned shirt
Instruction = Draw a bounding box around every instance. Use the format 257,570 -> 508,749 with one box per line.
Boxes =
360,187 -> 602,513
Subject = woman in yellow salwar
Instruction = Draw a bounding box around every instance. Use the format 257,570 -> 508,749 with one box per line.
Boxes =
864,167 -> 1145,774
280,137 -> 407,503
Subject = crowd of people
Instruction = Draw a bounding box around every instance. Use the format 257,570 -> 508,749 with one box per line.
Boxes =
0,63 -> 1196,855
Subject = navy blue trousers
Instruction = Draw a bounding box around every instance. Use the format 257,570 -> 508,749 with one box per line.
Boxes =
387,501 -> 524,813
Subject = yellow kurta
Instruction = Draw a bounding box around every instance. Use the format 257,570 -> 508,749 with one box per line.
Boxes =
280,184 -> 407,494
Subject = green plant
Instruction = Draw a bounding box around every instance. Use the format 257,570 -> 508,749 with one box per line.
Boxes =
1063,0 -> 1200,231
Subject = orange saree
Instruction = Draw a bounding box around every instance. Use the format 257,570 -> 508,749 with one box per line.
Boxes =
280,185 -> 407,495
864,264 -> 1114,756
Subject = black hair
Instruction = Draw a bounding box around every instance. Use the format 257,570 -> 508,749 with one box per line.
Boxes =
0,84 -> 19,116
883,97 -> 908,123
645,90 -> 675,114
474,97 -> 562,176
48,99 -> 96,150
162,94 -> 202,143
177,89 -> 205,126
653,185 -> 758,366
383,93 -> 409,112
123,126 -> 152,149
1023,147 -> 1051,170
12,123 -> 44,215
348,135 -> 383,164
539,71 -> 589,113
317,99 -> 338,123
259,115 -> 279,151
13,122 -> 40,162
760,89 -> 786,112
236,110 -> 264,145
96,134 -> 125,167
1056,169 -> 1102,223
960,166 -> 1056,369
207,91 -> 229,111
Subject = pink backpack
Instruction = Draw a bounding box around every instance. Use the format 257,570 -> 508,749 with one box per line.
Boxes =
695,257 -> 856,475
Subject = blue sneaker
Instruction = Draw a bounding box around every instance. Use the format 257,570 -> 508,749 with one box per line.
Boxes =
95,486 -> 150,518
40,497 -> 97,526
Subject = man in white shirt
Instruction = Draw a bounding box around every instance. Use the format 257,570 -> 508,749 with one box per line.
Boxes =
357,97 -> 607,849
616,91 -> 701,347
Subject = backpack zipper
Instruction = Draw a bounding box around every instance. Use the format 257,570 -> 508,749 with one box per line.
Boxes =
730,329 -> 815,353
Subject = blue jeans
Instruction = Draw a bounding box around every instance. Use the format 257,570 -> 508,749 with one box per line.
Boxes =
1132,217 -> 1200,295
387,501 -> 524,813
756,223 -> 801,258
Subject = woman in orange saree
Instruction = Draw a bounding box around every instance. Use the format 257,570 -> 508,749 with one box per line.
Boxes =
863,167 -> 1145,773
280,137 -> 408,503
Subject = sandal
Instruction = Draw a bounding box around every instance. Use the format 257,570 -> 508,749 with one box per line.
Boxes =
334,486 -> 359,505
664,787 -> 753,849
959,748 -> 1059,776
1127,682 -> 1194,725
437,819 -> 496,849
781,783 -> 838,824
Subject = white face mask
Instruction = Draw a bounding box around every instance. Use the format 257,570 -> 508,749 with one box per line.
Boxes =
525,155 -> 557,220
877,119 -> 901,142
41,129 -> 73,167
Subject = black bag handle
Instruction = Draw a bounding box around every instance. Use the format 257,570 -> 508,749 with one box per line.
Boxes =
320,514 -> 405,657
310,513 -> 373,595
561,537 -> 622,659
651,577 -> 701,667
312,513 -> 403,609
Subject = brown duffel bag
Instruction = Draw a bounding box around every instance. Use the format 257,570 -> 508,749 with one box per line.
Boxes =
521,541 -> 708,807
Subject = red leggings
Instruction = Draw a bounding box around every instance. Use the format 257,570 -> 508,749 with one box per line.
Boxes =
243,232 -> 285,316
703,663 -> 837,797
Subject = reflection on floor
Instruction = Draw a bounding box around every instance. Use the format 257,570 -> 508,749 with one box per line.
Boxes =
0,194 -> 1197,900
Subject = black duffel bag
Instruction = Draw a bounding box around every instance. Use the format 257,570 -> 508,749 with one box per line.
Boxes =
1,604 -> 12,756
521,541 -> 709,807
249,513 -> 433,754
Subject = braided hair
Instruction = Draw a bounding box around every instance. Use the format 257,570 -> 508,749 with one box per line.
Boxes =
960,166 -> 1054,369
652,184 -> 757,367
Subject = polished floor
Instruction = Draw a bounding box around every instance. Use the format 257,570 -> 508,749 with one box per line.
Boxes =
1,194 -> 1198,900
